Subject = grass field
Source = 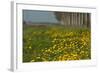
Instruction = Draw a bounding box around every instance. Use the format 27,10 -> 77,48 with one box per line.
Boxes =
23,25 -> 91,62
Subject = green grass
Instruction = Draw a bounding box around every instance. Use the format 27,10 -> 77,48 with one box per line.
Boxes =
23,25 -> 91,62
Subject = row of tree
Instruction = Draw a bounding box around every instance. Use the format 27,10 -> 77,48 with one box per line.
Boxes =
55,12 -> 91,28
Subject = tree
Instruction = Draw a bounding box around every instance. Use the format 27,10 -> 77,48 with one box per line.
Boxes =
55,12 -> 91,28
55,12 -> 68,25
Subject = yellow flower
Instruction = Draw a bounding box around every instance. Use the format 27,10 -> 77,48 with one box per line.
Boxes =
29,46 -> 32,49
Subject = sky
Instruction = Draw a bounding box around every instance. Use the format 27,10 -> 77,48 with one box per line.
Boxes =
23,10 -> 59,23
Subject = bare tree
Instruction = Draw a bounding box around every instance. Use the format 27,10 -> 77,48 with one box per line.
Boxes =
55,12 -> 91,28
55,12 -> 68,25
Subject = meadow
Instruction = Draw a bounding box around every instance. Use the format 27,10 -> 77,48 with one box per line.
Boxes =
23,25 -> 91,62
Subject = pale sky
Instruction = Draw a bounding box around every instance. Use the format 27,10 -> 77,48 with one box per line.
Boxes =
23,10 -> 58,23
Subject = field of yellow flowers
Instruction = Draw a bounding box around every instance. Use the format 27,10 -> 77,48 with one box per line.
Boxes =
23,25 -> 91,62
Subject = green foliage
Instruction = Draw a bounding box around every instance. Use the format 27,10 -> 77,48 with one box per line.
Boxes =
23,25 -> 91,62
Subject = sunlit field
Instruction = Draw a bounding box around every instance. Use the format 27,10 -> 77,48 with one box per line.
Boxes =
23,25 -> 91,62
